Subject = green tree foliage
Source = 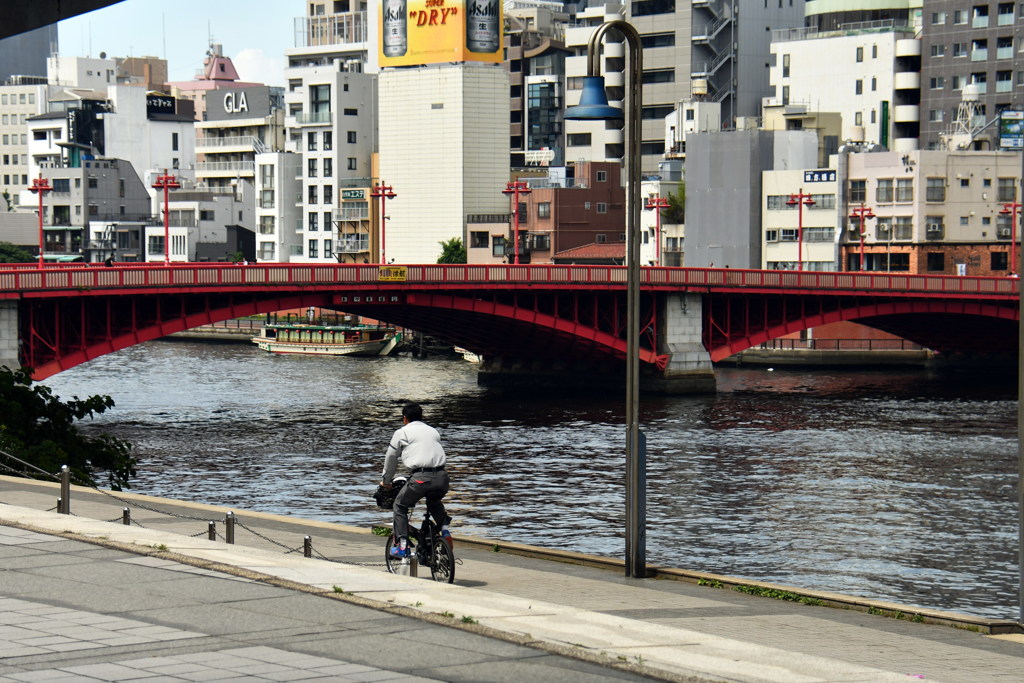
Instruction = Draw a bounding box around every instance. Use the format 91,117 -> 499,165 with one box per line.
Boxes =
664,185 -> 685,224
2,189 -> 12,211
0,367 -> 136,490
437,237 -> 467,264
0,242 -> 34,264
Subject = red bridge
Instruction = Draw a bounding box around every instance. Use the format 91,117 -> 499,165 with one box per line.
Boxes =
0,264 -> 1018,392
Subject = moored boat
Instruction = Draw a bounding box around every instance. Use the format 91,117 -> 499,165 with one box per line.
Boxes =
253,323 -> 400,356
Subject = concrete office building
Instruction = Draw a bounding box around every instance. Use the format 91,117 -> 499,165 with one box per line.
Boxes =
158,184 -> 255,263
379,62 -> 509,264
254,151 -> 302,263
0,26 -> 57,82
762,167 -> 840,270
0,82 -> 53,207
195,85 -> 286,190
919,1 -> 1024,149
686,129 -> 819,269
768,22 -> 922,152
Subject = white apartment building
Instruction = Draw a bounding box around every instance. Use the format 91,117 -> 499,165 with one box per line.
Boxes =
0,82 -> 51,206
284,65 -> 376,263
47,56 -> 119,90
768,24 -> 922,152
761,167 -> 840,271
254,151 -> 302,263
195,86 -> 286,190
378,62 -> 509,264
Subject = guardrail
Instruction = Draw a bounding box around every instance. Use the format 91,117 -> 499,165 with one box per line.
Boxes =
0,264 -> 1018,297
758,338 -> 925,351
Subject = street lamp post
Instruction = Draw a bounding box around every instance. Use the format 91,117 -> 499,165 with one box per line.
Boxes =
503,181 -> 532,265
849,203 -> 875,272
151,170 -> 180,264
564,19 -> 646,579
999,201 -> 1021,276
28,175 -> 52,268
370,182 -> 397,264
786,188 -> 816,271
644,195 -> 670,266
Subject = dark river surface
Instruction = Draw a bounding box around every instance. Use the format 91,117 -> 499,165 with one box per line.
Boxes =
39,339 -> 1020,619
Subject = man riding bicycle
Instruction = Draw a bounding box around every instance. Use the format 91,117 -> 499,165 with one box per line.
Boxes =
380,403 -> 450,558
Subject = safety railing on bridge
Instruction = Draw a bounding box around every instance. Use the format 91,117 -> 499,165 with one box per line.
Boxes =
0,263 -> 1018,297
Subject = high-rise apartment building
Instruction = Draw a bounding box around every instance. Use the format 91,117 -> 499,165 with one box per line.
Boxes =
919,2 -> 1023,149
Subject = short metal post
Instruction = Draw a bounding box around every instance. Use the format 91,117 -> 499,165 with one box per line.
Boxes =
303,536 -> 312,558
122,508 -> 130,526
409,554 -> 418,578
225,512 -> 235,544
59,466 -> 70,515
208,521 -> 216,541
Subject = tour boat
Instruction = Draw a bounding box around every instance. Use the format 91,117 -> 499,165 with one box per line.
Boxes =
253,323 -> 401,357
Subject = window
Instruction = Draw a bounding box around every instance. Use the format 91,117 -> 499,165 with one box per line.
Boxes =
894,216 -> 912,240
926,216 -> 945,239
343,108 -> 358,116
308,239 -> 318,258
805,227 -> 835,241
470,231 -> 488,248
849,180 -> 866,202
491,235 -> 506,257
927,253 -> 945,271
308,158 -> 317,177
347,157 -> 358,170
323,131 -> 332,150
347,130 -> 357,144
323,185 -> 332,205
953,42 -> 967,57
896,178 -> 913,202
929,109 -> 945,122
856,46 -> 864,62
259,216 -> 275,234
537,202 -> 551,218
52,178 -> 70,193
876,218 -> 892,241
172,132 -> 179,151
931,44 -> 946,57
596,202 -> 608,214
596,170 -> 607,182
640,33 -> 675,48
595,233 -> 607,243
877,179 -> 894,202
855,111 -> 863,126
310,84 -> 330,114
809,194 -> 835,209
531,233 -> 550,251
308,185 -> 318,204
782,54 -> 790,78
324,239 -> 333,259
998,177 -> 1017,202
955,9 -> 967,24
308,212 -> 318,231
323,158 -> 332,177
926,178 -> 945,201
855,80 -> 863,95
308,132 -> 317,151
765,229 -> 779,242
148,235 -> 164,255
200,209 -> 215,221
567,133 -> 591,146
932,11 -> 947,24
780,229 -> 798,241
998,213 -> 1014,238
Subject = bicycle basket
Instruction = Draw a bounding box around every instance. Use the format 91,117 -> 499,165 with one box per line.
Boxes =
373,478 -> 406,510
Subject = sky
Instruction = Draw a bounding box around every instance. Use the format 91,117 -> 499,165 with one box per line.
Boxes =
57,0 -> 300,87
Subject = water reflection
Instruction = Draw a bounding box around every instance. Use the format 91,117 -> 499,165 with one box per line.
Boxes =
41,340 -> 1018,618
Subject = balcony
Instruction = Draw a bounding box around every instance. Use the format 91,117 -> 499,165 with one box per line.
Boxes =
294,111 -> 333,126
893,105 -> 919,122
895,38 -> 921,57
194,161 -> 256,175
196,135 -> 263,152
333,206 -> 369,222
971,48 -> 988,61
335,234 -> 369,253
894,72 -> 920,90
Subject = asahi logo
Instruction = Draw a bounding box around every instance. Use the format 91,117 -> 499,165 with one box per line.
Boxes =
467,0 -> 498,17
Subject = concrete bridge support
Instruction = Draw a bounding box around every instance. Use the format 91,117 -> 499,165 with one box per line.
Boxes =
648,292 -> 716,393
0,301 -> 18,372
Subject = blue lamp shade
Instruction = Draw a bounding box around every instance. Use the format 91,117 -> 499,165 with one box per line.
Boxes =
564,76 -> 623,121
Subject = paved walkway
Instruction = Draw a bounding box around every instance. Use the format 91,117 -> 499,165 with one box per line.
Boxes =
1,476 -> 1022,682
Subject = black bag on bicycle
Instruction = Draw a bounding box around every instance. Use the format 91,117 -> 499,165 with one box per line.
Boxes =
373,477 -> 406,510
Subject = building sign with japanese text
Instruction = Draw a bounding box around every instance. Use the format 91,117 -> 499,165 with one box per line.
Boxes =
999,111 -> 1024,150
803,170 -> 836,183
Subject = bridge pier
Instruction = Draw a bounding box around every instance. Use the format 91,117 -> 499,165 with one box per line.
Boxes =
0,300 -> 18,372
477,293 -> 716,394
649,293 -> 716,394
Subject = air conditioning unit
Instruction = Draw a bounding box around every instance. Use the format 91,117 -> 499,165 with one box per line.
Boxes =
997,226 -> 1012,239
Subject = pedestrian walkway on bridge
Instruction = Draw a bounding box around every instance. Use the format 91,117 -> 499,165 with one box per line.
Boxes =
0,476 -> 1022,682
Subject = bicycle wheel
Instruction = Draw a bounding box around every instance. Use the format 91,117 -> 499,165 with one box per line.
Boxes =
429,535 -> 455,583
384,535 -> 419,574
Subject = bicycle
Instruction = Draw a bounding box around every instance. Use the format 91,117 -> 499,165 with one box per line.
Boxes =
375,479 -> 455,583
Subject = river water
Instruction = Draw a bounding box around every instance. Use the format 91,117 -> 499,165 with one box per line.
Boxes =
39,339 -> 1019,619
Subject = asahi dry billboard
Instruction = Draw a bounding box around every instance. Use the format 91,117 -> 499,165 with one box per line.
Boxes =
380,0 -> 503,67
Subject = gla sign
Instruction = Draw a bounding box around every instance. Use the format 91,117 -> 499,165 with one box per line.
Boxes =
223,91 -> 249,115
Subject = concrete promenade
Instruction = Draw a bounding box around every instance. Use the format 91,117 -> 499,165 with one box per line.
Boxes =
0,477 -> 1022,682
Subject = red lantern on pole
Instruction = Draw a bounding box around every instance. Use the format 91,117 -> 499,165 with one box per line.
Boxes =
28,175 -> 53,268
152,170 -> 181,264
644,195 -> 670,265
849,203 -> 875,272
370,183 -> 397,264
786,188 -> 816,271
503,181 -> 532,265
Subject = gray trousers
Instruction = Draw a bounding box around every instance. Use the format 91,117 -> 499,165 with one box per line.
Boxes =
393,470 -> 449,542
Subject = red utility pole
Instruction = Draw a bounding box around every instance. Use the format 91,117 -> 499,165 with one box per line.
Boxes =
370,183 -> 397,264
849,203 -> 875,272
151,170 -> 181,264
786,188 -> 816,271
28,175 -> 53,268
1000,201 -> 1021,275
503,180 -> 532,264
644,195 -> 670,265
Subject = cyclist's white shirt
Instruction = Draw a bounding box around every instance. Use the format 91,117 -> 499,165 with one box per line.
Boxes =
382,420 -> 446,485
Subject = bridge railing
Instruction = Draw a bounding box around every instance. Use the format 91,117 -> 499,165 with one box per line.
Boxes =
0,263 -> 1018,296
